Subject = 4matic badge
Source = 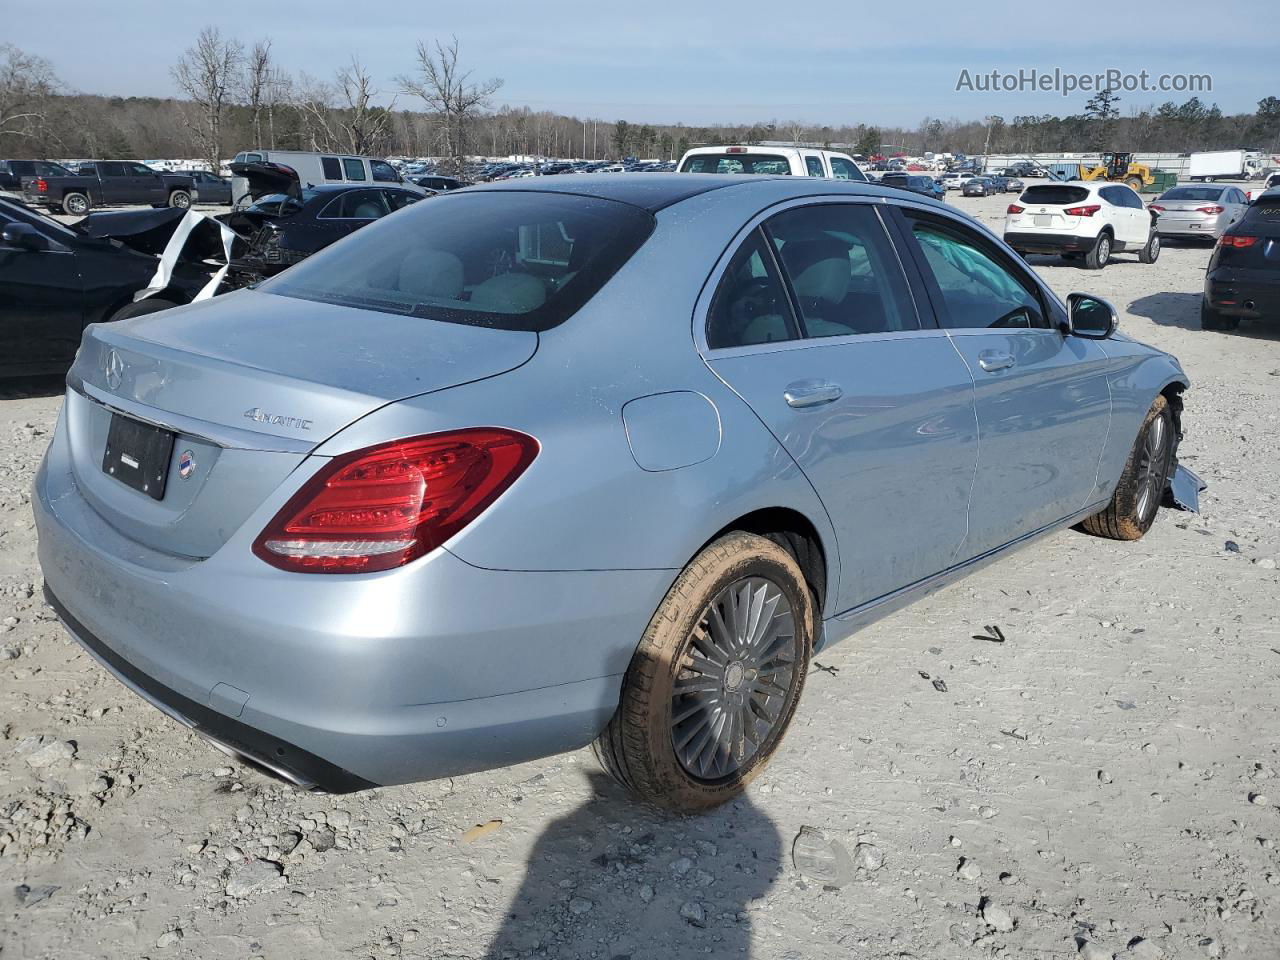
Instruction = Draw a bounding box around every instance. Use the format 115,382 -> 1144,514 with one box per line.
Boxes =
243,407 -> 313,431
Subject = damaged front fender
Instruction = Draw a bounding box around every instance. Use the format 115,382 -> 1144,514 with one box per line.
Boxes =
1165,465 -> 1206,513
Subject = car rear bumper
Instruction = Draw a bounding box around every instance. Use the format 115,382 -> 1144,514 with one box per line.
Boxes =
1204,269 -> 1280,319
1004,231 -> 1097,253
1157,217 -> 1224,238
33,420 -> 674,789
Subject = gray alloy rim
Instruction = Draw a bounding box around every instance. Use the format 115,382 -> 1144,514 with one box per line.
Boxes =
173,193 -> 190,208
1149,234 -> 1160,259
1098,236 -> 1111,261
670,576 -> 799,782
1135,413 -> 1169,521
67,195 -> 87,214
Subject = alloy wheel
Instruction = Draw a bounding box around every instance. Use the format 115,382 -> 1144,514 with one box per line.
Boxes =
1135,413 -> 1169,521
670,576 -> 799,782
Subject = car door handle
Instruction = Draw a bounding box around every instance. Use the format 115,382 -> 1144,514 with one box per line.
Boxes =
977,351 -> 1016,373
784,380 -> 843,408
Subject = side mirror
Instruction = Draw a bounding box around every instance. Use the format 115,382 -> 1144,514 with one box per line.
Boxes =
1066,293 -> 1118,339
1,222 -> 50,252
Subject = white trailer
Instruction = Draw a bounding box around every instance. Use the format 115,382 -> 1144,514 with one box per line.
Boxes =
1188,150 -> 1249,181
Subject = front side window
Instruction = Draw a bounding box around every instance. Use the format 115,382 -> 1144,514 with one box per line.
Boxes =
706,229 -> 797,349
370,160 -> 399,183
805,156 -> 825,177
342,158 -> 367,181
908,221 -> 1047,330
128,163 -> 154,176
829,157 -> 865,181
767,204 -> 917,338
265,192 -> 655,332
384,190 -> 422,211
679,153 -> 792,175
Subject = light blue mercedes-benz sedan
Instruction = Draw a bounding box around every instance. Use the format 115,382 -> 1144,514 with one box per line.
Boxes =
34,174 -> 1200,811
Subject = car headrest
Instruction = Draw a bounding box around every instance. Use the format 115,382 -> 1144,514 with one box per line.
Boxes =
351,201 -> 383,219
398,249 -> 464,300
782,237 -> 850,303
469,273 -> 546,313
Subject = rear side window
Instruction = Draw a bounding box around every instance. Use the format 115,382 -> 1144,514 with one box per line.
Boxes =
100,162 -> 128,177
768,204 -> 917,338
829,157 -> 866,181
265,192 -> 656,332
1020,185 -> 1091,206
805,156 -> 824,177
908,220 -> 1047,330
706,229 -> 798,349
320,156 -> 341,179
342,158 -> 367,181
680,154 -> 792,175
320,189 -> 390,219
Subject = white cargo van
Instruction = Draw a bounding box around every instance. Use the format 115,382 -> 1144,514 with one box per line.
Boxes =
677,146 -> 867,181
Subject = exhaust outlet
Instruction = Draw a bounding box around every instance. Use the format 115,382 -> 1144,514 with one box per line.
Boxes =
1244,300 -> 1256,311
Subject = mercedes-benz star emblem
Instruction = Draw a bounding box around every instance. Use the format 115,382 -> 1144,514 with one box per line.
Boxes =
104,349 -> 124,390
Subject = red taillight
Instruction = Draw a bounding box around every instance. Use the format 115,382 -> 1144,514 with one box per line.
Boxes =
1148,204 -> 1165,213
1218,235 -> 1258,248
726,146 -> 747,153
1195,205 -> 1225,215
1006,204 -> 1024,214
35,178 -> 47,193
1063,204 -> 1101,217
253,428 -> 538,573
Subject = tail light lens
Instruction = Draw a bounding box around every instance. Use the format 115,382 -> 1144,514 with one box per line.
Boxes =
253,428 -> 538,573
1195,205 -> 1225,215
1006,204 -> 1024,214
1064,204 -> 1101,217
1218,235 -> 1258,248
35,178 -> 47,193
1148,204 -> 1165,213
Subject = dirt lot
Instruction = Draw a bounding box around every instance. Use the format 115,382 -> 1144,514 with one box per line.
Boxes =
1,189 -> 1278,960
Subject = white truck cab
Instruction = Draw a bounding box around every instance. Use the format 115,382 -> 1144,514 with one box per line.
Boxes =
677,146 -> 867,181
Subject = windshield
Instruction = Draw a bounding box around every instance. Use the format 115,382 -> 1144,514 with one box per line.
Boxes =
1159,187 -> 1226,202
264,191 -> 656,332
680,153 -> 792,175
0,197 -> 77,238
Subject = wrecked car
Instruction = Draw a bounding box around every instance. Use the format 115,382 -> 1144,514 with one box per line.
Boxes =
0,198 -> 227,377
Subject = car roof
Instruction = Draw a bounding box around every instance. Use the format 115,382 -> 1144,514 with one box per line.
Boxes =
467,172 -> 944,213
302,183 -> 413,193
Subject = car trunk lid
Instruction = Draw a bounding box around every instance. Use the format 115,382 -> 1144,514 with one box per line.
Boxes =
65,289 -> 538,558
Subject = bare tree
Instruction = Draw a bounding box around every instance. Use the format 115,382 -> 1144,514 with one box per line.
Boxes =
0,43 -> 58,151
397,37 -> 501,173
172,27 -> 243,171
293,72 -> 340,152
334,57 -> 395,155
239,38 -> 273,149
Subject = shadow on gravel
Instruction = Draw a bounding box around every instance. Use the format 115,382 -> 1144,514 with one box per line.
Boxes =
0,374 -> 66,401
486,771 -> 782,959
1130,292 -> 1280,340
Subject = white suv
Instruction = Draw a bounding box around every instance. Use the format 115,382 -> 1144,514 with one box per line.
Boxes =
1004,181 -> 1159,269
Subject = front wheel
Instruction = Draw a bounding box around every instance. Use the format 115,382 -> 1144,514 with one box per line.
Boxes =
1082,395 -> 1175,540
1125,177 -> 1143,192
1083,232 -> 1112,270
594,532 -> 814,812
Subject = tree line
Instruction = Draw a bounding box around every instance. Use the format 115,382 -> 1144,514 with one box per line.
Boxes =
2,36 -> 1277,174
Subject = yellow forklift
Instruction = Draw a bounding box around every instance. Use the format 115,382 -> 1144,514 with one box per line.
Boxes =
1078,152 -> 1154,192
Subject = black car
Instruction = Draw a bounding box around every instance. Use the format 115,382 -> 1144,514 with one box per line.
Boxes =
1201,189 -> 1280,332
0,159 -> 77,193
0,198 -> 219,377
406,174 -> 466,192
879,173 -> 946,200
188,170 -> 232,205
223,184 -> 424,284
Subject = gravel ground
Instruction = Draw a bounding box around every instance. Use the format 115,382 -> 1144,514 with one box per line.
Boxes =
1,189 -> 1278,960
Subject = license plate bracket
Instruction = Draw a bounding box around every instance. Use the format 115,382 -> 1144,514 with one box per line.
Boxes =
1033,214 -> 1052,227
102,413 -> 174,501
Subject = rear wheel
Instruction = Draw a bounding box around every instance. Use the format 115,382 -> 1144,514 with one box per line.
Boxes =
1200,301 -> 1240,332
594,532 -> 814,812
1082,395 -> 1175,540
168,190 -> 191,209
61,192 -> 90,216
1125,176 -> 1143,192
1083,231 -> 1112,270
1138,230 -> 1161,264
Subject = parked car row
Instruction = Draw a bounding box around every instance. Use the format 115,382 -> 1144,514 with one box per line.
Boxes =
3,158 -> 234,212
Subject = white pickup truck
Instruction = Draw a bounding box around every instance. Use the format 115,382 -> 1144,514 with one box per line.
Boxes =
677,146 -> 867,181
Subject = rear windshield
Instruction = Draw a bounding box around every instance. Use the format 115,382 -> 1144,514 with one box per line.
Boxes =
1243,195 -> 1280,221
1020,185 -> 1090,206
264,191 -> 656,332
1159,187 -> 1225,201
680,153 -> 792,175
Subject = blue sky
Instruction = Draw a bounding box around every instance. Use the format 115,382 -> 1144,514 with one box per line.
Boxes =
7,1 -> 1276,126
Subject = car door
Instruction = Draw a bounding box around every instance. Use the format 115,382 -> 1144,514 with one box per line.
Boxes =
1099,186 -> 1143,245
96,162 -> 132,204
126,163 -> 165,204
701,201 -> 978,612
318,188 -> 391,241
890,207 -> 1112,558
0,205 -> 86,373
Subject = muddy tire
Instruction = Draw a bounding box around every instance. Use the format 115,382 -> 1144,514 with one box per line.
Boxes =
1138,229 -> 1160,264
1200,301 -> 1240,332
61,192 -> 90,216
167,190 -> 191,209
1082,395 -> 1175,541
108,298 -> 179,323
1083,231 -> 1112,270
593,531 -> 814,813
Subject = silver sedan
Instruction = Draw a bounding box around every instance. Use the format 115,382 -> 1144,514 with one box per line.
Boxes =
1150,184 -> 1250,240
